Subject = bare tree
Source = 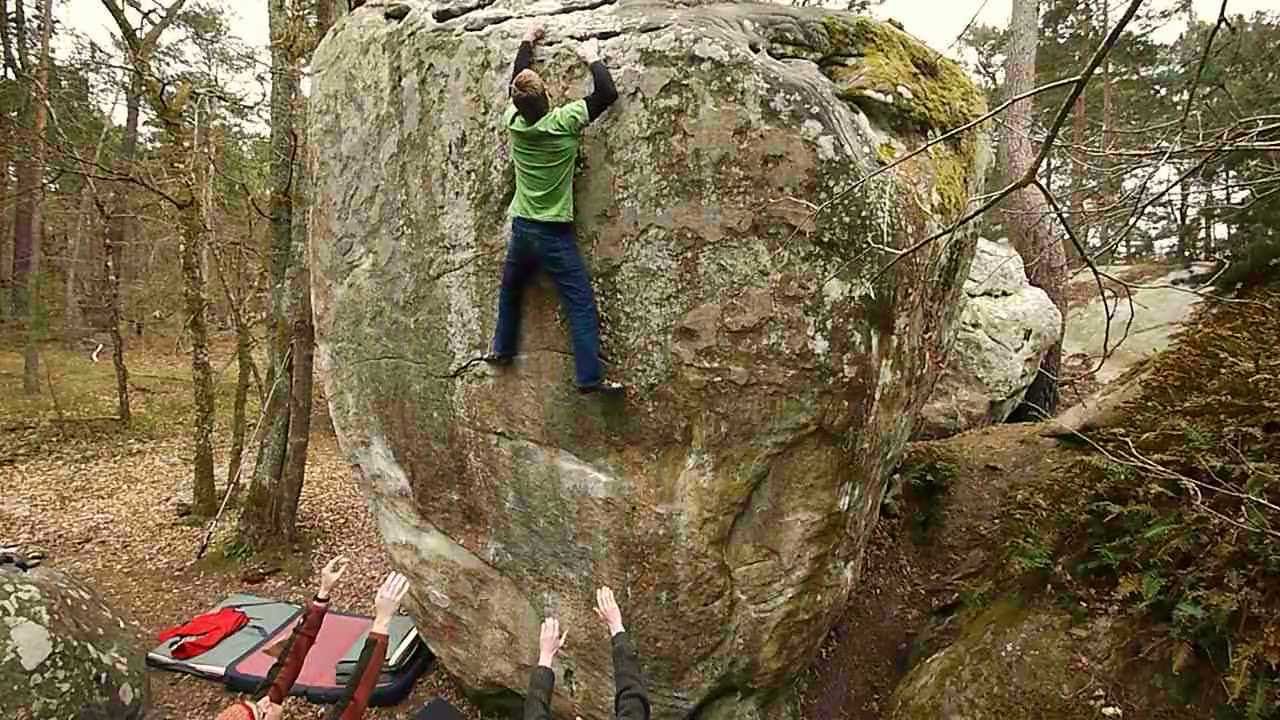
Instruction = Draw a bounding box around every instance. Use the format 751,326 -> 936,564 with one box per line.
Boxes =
0,103 -> 12,320
96,3 -> 188,426
240,0 -> 344,545
100,0 -> 219,515
9,0 -> 53,394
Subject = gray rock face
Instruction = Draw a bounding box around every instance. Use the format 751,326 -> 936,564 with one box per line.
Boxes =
916,238 -> 1062,440
310,1 -> 988,717
1,565 -> 148,719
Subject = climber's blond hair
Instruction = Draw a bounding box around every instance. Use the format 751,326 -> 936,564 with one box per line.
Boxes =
511,68 -> 549,124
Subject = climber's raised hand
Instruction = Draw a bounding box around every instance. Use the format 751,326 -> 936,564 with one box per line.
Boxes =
523,23 -> 546,45
256,696 -> 284,720
576,38 -> 601,64
318,555 -> 348,600
538,617 -> 568,668
371,571 -> 410,634
595,586 -> 625,637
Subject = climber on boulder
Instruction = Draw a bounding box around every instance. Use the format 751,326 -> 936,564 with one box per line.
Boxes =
483,24 -> 624,396
524,586 -> 650,720
214,563 -> 411,720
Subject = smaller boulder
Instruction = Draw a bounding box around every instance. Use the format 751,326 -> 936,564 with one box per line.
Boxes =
889,601 -> 1117,720
1,563 -> 148,719
916,239 -> 1063,440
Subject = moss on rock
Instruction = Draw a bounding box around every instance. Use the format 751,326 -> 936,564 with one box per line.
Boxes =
820,16 -> 987,136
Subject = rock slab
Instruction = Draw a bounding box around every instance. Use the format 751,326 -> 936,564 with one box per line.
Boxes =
309,1 -> 988,717
916,238 -> 1062,439
1063,262 -> 1217,385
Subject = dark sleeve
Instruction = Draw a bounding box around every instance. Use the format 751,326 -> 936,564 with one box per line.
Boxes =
523,666 -> 555,720
511,41 -> 534,87
611,632 -> 650,720
265,600 -> 329,704
583,60 -> 618,122
329,632 -> 388,720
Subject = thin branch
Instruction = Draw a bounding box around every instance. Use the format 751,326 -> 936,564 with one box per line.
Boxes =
1177,1 -> 1230,133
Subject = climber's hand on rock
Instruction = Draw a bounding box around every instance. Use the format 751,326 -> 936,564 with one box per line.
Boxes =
371,571 -> 410,633
523,23 -> 545,45
595,586 -> 625,637
318,555 -> 348,599
576,38 -> 601,64
538,617 -> 567,667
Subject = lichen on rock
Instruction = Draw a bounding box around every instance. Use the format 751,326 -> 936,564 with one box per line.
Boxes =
310,1 -> 989,718
1,565 -> 148,719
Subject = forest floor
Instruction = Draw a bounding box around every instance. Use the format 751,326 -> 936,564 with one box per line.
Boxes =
0,338 -> 485,719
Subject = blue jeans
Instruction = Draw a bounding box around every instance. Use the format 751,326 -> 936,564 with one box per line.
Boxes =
491,218 -> 604,387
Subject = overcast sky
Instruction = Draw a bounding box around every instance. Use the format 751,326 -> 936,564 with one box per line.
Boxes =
60,0 -> 1277,56
56,0 -> 1277,122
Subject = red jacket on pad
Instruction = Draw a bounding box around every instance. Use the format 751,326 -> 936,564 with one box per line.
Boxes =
157,607 -> 249,660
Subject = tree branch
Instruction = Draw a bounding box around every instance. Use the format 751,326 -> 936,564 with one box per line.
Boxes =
862,0 -> 1146,283
14,0 -> 29,71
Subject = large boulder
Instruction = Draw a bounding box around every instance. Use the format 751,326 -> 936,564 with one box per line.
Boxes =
1,564 -> 148,719
915,238 -> 1062,439
309,2 -> 988,718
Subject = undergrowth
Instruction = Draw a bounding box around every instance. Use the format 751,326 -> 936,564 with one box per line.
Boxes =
1056,283 -> 1280,716
902,459 -> 956,544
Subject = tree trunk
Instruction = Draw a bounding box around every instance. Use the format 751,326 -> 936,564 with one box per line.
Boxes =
0,115 -> 12,320
105,82 -> 141,425
277,261 -> 313,540
64,187 -> 88,347
239,0 -> 329,547
168,120 -> 217,516
20,0 -> 54,395
1099,0 -> 1115,259
9,0 -> 34,324
12,130 -> 36,321
1003,0 -> 1066,419
275,97 -> 317,539
1068,93 -> 1088,266
180,202 -> 216,515
1176,172 -> 1196,261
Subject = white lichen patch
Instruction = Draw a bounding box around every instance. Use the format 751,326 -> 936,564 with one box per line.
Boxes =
8,619 -> 53,671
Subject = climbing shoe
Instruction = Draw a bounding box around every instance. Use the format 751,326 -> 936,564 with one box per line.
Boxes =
385,4 -> 411,20
481,352 -> 514,367
578,380 -> 625,396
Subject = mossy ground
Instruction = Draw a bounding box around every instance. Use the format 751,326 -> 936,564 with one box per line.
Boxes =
799,276 -> 1280,719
